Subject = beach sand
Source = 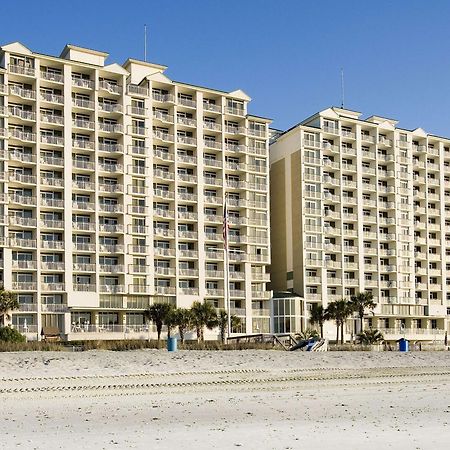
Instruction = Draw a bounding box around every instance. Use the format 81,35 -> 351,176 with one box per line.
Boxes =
0,350 -> 449,450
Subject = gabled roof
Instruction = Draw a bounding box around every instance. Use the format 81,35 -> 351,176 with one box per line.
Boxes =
1,41 -> 33,55
60,44 -> 109,59
228,89 -> 251,101
412,127 -> 427,137
123,58 -> 167,72
147,71 -> 173,84
102,62 -> 129,76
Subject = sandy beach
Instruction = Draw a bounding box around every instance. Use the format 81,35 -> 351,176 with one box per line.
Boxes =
0,350 -> 449,450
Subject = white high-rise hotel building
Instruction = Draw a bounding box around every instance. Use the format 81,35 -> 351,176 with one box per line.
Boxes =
0,42 -> 271,339
270,107 -> 449,341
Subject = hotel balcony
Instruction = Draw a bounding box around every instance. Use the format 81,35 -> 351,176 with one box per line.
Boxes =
12,282 -> 38,291
99,264 -> 125,273
99,102 -> 123,113
41,135 -> 64,146
72,98 -> 95,109
41,261 -> 65,271
9,85 -> 36,100
152,92 -> 175,103
127,84 -> 149,97
72,78 -> 95,89
203,102 -> 221,113
99,80 -> 121,94
41,71 -> 64,84
99,284 -> 125,294
9,129 -> 36,142
40,240 -> 65,250
73,263 -> 96,272
99,123 -> 123,133
9,107 -> 36,121
73,283 -> 97,292
40,92 -> 64,104
41,113 -> 64,125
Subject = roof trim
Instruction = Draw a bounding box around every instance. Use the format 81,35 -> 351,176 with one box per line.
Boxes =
60,44 -> 109,58
123,58 -> 167,71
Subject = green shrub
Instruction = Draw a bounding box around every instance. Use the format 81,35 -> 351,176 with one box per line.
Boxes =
0,326 -> 26,343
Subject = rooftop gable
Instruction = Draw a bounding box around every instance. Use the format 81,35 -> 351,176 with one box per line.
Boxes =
60,44 -> 109,66
102,62 -> 129,76
1,41 -> 33,55
228,89 -> 251,101
412,127 -> 427,138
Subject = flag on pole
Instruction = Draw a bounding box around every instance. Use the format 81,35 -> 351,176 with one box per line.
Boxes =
223,195 -> 229,250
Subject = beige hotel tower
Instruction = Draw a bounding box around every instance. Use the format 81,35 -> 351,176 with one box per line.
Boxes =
0,42 -> 271,340
270,107 -> 449,342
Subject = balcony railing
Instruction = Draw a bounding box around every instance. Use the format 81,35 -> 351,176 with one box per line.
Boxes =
41,71 -> 64,83
152,92 -> 175,103
72,159 -> 95,170
177,116 -> 197,127
72,77 -> 95,89
40,240 -> 65,249
225,106 -> 245,116
99,102 -> 123,113
99,284 -> 125,294
72,98 -> 95,109
73,263 -> 96,272
72,139 -> 95,149
99,80 -> 121,94
99,122 -> 123,133
12,282 -> 37,291
41,113 -> 64,125
73,283 -> 97,292
127,84 -> 149,97
39,154 -> 62,166
40,92 -> 64,104
9,129 -> 36,142
99,224 -> 124,233
153,110 -> 174,123
178,97 -> 196,108
9,64 -> 36,77
9,173 -> 37,184
153,130 -> 174,141
9,85 -> 36,99
41,261 -> 65,270
41,135 -> 64,146
9,107 -> 36,121
99,264 -> 125,273
73,119 -> 95,130
73,242 -> 96,252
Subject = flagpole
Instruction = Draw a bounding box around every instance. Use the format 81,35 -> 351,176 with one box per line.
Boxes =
224,193 -> 232,340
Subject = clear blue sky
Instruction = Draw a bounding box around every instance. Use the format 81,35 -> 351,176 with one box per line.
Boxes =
2,0 -> 450,135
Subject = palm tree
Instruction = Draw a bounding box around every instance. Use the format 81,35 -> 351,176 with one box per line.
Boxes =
190,301 -> 218,342
350,291 -> 376,333
144,302 -> 172,343
325,299 -> 353,344
295,328 -> 320,341
357,328 -> 384,345
165,306 -> 178,339
309,304 -> 326,338
217,310 -> 241,343
0,288 -> 19,327
174,308 -> 192,344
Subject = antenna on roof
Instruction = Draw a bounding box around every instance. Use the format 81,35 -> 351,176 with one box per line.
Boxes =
340,68 -> 345,108
144,24 -> 148,62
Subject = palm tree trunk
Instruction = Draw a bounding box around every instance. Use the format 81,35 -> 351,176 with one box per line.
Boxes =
340,320 -> 344,344
180,329 -> 184,344
320,323 -> 323,339
360,313 -> 364,333
336,322 -> 339,344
